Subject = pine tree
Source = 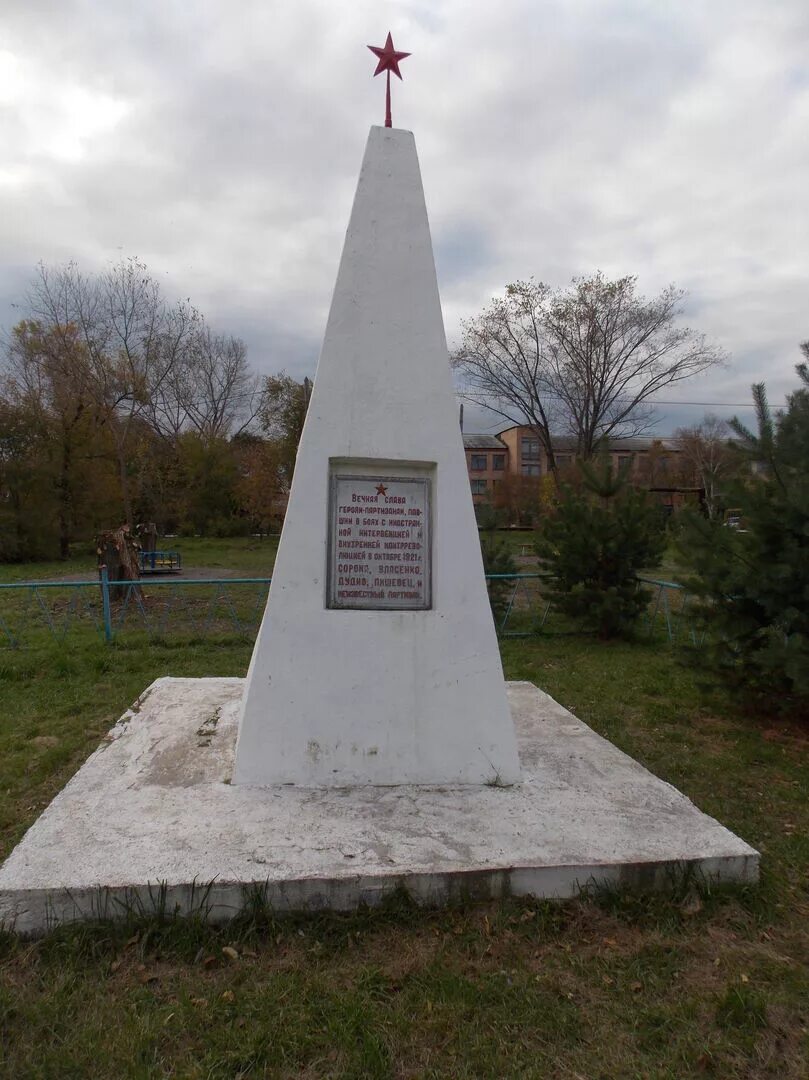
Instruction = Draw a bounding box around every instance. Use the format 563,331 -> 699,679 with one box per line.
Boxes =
477,502 -> 518,625
681,357 -> 809,716
535,457 -> 666,638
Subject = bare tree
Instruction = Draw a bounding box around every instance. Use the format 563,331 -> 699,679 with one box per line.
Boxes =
181,327 -> 258,442
146,355 -> 192,442
147,323 -> 257,444
674,414 -> 733,518
27,259 -> 197,524
143,301 -> 202,441
453,280 -> 562,472
455,274 -> 725,473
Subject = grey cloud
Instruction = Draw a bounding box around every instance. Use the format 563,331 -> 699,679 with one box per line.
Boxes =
433,222 -> 492,287
1,0 -> 807,435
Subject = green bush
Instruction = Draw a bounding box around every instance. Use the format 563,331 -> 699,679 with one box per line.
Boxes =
210,516 -> 253,539
477,503 -> 518,626
535,459 -> 666,638
680,359 -> 809,716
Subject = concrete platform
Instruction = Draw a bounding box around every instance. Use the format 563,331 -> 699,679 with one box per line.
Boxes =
0,678 -> 759,936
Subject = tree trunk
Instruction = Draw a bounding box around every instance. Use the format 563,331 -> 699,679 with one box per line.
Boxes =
116,446 -> 133,529
57,437 -> 72,560
97,524 -> 141,600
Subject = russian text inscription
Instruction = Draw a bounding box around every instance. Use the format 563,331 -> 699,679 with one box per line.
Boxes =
327,474 -> 431,609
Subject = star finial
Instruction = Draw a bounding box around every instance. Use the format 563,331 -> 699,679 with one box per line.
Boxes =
367,32 -> 411,128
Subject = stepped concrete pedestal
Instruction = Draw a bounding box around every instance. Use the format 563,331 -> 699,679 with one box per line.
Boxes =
0,677 -> 758,936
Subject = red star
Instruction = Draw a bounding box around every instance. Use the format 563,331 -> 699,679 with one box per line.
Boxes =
375,483 -> 388,496
368,32 -> 410,80
367,32 -> 411,127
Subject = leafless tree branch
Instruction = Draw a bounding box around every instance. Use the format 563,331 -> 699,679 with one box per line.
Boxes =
453,273 -> 727,473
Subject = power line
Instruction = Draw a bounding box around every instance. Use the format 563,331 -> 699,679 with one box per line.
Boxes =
462,392 -> 785,410
175,385 -> 780,412
113,376 -> 787,416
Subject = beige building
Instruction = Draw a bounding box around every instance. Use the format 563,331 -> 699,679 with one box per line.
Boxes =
463,426 -> 701,517
463,435 -> 509,502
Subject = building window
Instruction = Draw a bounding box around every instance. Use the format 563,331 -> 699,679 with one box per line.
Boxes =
521,464 -> 541,477
471,479 -> 488,494
616,454 -> 633,474
521,437 -> 540,460
555,454 -> 572,470
492,454 -> 506,471
470,454 -> 487,471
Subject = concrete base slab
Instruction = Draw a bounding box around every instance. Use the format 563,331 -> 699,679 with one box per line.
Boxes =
0,678 -> 758,936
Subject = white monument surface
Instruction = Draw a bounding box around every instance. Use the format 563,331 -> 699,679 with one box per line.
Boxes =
0,124 -> 758,935
233,125 -> 521,788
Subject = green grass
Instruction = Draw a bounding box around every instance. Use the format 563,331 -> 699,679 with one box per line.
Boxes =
0,535 -> 279,583
485,528 -> 691,584
641,538 -> 693,585
0,537 -> 279,649
1,546 -> 809,1076
485,527 -> 538,558
159,535 -> 279,577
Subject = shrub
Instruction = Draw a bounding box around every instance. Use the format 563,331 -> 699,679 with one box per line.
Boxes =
680,359 -> 809,716
535,458 -> 666,638
477,502 -> 518,626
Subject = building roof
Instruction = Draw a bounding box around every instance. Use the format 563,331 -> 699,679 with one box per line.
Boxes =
462,435 -> 508,450
495,427 -> 683,452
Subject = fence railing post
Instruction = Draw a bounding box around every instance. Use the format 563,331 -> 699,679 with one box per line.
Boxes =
100,565 -> 114,643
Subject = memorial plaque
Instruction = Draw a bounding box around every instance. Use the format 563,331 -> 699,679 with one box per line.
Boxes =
328,474 -> 431,609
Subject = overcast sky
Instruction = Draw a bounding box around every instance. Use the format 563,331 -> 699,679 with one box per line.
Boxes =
2,0 -> 807,434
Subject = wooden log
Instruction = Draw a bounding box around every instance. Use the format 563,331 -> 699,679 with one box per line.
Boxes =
96,524 -> 141,601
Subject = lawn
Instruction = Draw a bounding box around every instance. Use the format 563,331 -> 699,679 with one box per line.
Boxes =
0,535 -> 280,583
1,551 -> 808,1076
488,527 -> 692,585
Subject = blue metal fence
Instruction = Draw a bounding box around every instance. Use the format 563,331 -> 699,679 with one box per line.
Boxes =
0,571 -> 700,649
485,573 -> 552,638
636,575 -> 704,645
0,573 -> 272,648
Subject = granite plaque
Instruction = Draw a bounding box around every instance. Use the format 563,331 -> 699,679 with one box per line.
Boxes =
327,474 -> 431,610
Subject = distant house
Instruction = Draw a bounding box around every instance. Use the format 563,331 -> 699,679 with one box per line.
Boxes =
463,426 -> 702,518
462,434 -> 510,503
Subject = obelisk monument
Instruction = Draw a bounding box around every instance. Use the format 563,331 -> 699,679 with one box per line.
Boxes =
234,39 -> 520,787
0,38 -> 760,938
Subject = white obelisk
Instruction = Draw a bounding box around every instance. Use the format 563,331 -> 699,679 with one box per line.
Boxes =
234,126 -> 521,787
